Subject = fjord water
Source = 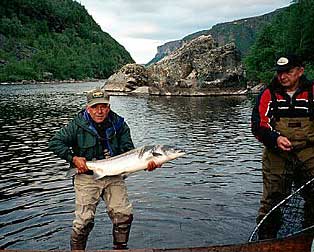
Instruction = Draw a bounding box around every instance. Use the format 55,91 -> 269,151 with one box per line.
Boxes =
0,82 -> 263,250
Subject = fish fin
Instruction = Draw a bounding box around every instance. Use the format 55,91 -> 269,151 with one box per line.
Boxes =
65,168 -> 77,177
121,173 -> 129,179
152,152 -> 163,157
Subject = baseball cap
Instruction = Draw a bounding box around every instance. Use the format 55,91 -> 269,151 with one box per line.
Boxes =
275,54 -> 303,72
86,88 -> 110,106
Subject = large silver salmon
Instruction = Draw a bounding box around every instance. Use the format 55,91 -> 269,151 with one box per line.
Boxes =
86,145 -> 185,179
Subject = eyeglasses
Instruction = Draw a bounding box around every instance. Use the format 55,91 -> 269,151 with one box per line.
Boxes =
277,67 -> 302,75
90,104 -> 110,110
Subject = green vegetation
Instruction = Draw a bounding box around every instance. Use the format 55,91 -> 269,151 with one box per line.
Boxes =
0,0 -> 134,82
244,0 -> 314,83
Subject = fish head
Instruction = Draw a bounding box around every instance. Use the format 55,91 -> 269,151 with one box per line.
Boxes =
142,145 -> 185,164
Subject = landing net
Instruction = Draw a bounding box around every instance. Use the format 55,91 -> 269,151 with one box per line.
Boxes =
249,177 -> 314,242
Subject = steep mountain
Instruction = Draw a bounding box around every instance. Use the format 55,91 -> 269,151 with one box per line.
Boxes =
147,7 -> 286,66
0,0 -> 134,82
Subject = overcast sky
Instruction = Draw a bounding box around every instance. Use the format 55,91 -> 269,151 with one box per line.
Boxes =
77,0 -> 291,64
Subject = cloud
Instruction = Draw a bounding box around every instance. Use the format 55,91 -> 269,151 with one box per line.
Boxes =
77,0 -> 291,63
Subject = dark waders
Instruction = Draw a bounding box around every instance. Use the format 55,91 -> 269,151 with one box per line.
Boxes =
258,117 -> 314,239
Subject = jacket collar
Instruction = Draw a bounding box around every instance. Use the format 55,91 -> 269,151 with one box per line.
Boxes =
74,109 -> 124,138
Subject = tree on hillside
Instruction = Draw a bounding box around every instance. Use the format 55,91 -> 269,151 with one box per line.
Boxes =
244,0 -> 314,83
0,0 -> 134,82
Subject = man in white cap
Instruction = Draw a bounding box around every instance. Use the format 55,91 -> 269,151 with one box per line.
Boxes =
49,88 -> 159,250
251,54 -> 314,239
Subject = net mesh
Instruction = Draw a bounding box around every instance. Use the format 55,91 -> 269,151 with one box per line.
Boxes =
249,177 -> 314,242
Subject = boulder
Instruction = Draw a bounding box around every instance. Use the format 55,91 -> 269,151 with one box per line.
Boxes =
105,64 -> 149,92
104,35 -> 245,96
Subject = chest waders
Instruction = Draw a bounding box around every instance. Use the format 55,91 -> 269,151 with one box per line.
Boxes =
257,88 -> 314,240
70,175 -> 133,250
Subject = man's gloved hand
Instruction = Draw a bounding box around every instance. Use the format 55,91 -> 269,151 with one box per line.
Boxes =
72,156 -> 89,174
146,160 -> 161,172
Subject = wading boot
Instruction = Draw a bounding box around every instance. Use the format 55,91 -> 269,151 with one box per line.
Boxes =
257,210 -> 282,240
70,230 -> 88,251
112,222 -> 131,250
113,242 -> 128,250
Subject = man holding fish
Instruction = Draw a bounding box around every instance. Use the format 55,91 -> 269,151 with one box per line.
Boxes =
49,88 -> 161,250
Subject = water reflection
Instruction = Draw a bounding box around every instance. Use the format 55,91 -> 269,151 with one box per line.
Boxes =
0,83 -> 263,250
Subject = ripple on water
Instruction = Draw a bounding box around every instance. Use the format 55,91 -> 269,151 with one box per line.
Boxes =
0,83 -> 262,249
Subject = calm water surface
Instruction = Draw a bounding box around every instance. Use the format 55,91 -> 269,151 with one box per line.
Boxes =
0,82 -> 263,250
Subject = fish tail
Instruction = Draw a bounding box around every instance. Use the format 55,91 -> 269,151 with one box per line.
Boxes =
65,168 -> 77,177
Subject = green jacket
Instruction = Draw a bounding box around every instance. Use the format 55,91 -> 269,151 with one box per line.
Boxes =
48,110 -> 134,166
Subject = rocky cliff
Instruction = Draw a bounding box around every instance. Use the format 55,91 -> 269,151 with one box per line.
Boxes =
147,8 -> 285,66
104,35 -> 245,96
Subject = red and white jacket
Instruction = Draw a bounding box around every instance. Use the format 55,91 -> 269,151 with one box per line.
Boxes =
251,75 -> 314,149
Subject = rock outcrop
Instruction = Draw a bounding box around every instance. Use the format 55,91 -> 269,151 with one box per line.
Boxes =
104,64 -> 149,92
104,35 -> 245,96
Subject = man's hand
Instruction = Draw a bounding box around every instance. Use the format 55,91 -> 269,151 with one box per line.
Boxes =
72,156 -> 89,174
277,136 -> 293,151
146,160 -> 162,172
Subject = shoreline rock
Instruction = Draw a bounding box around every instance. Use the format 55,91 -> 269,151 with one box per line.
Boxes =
0,79 -> 105,85
105,85 -> 253,96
